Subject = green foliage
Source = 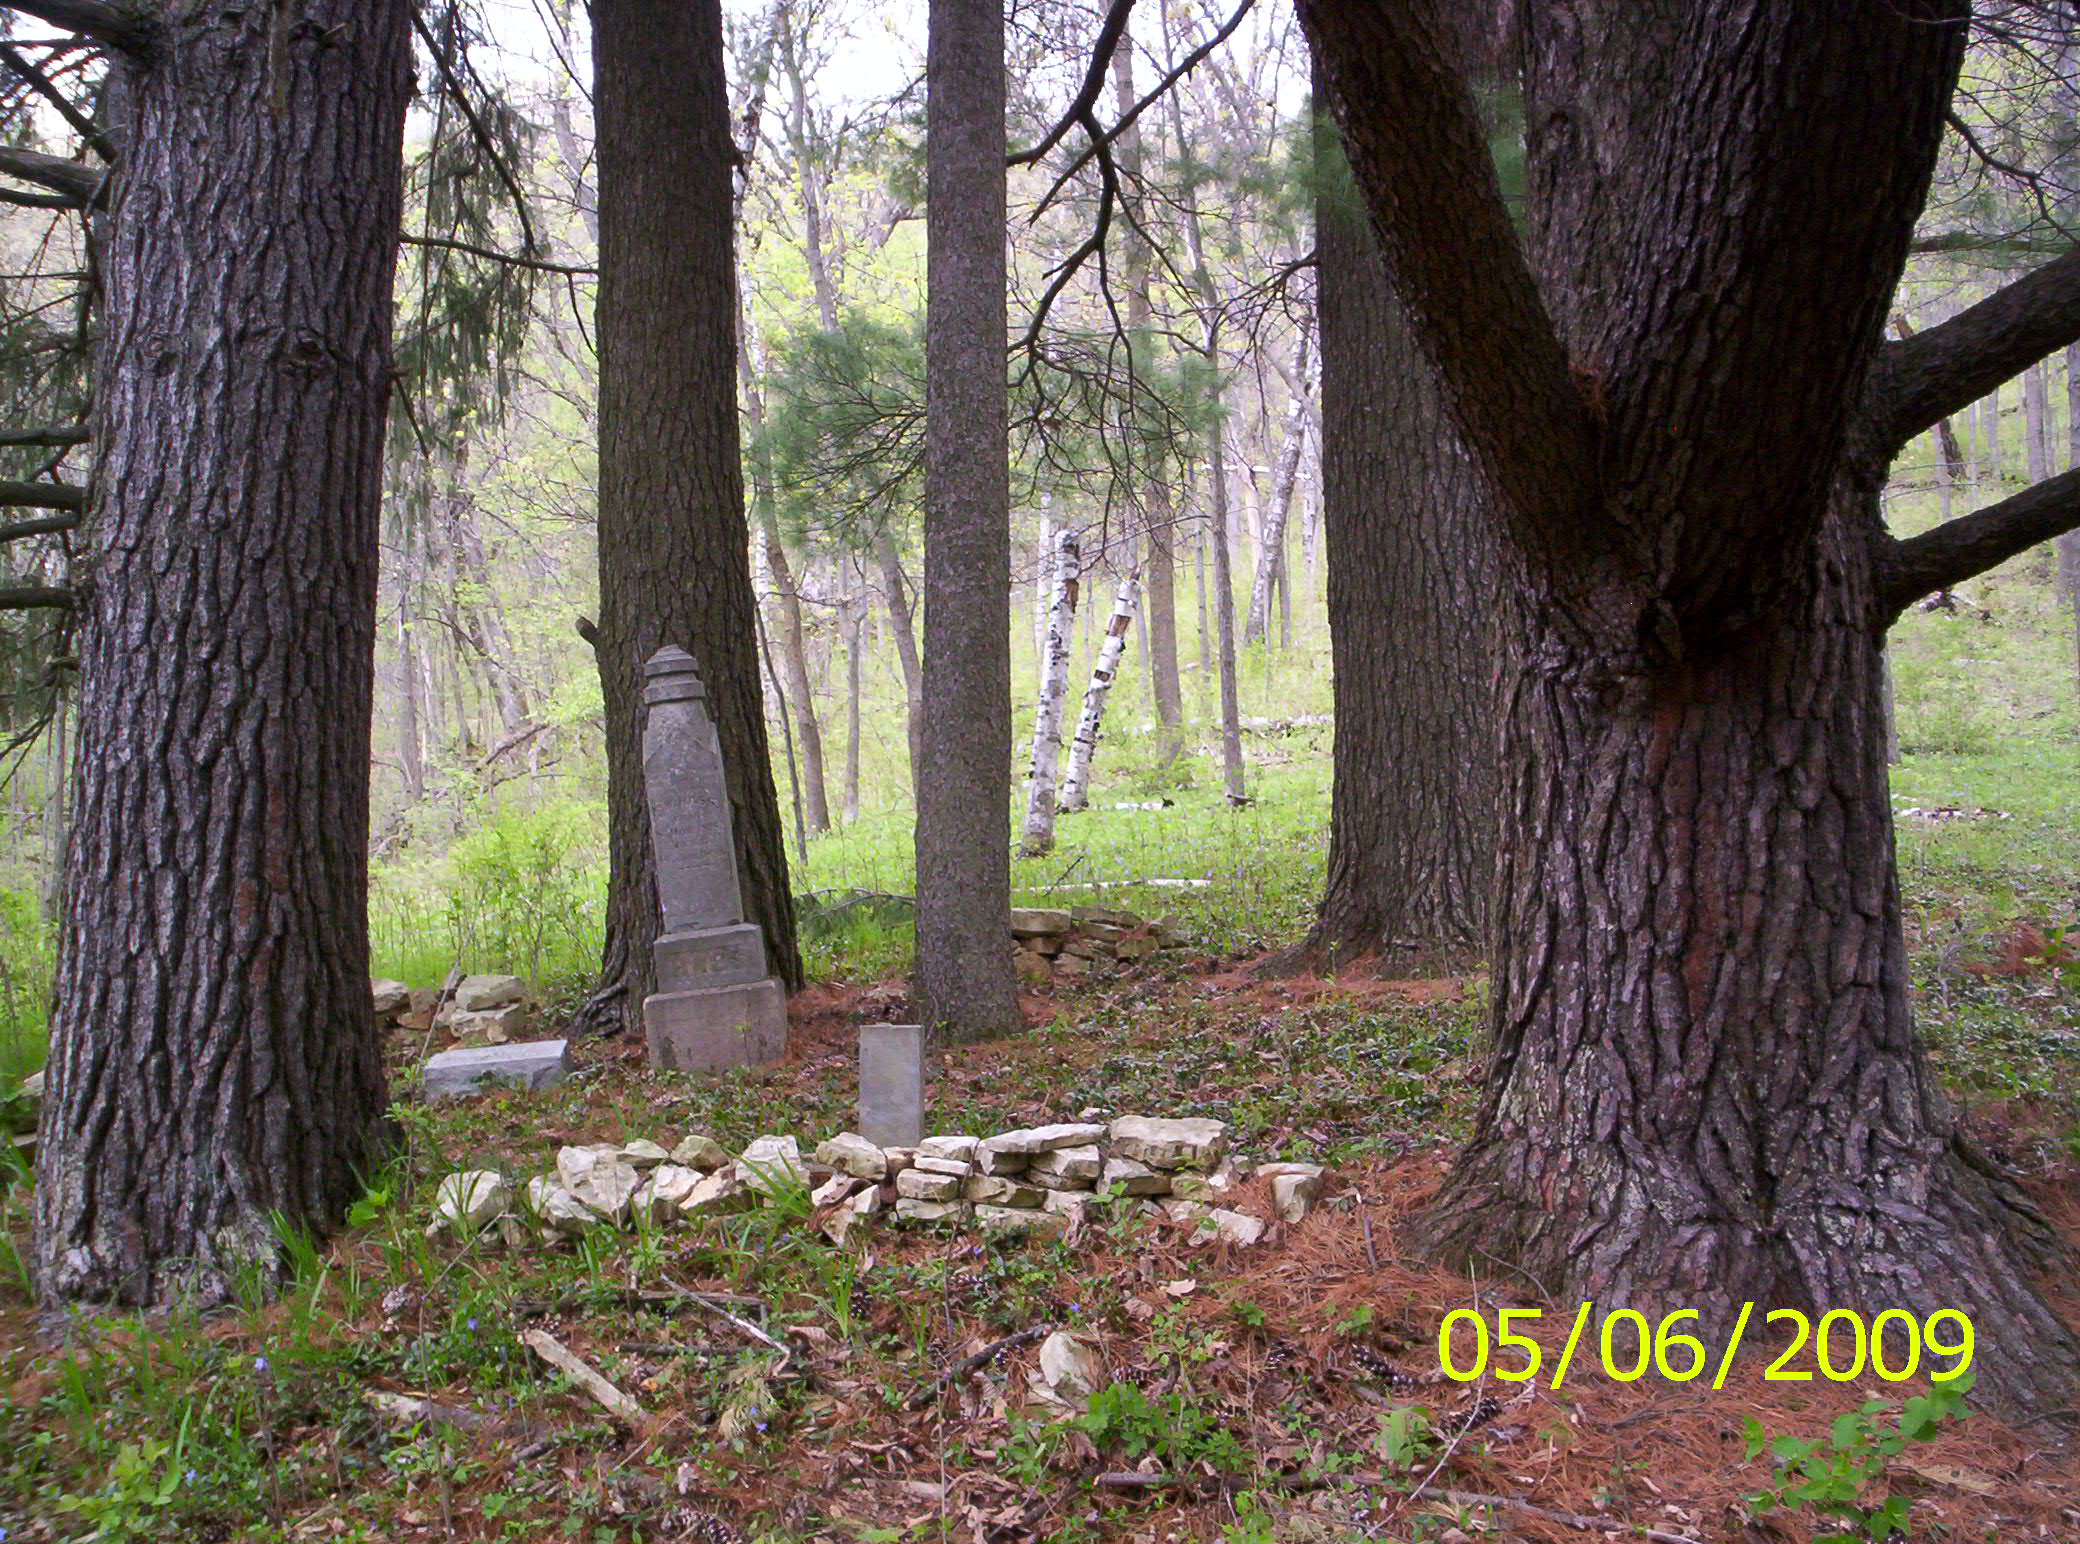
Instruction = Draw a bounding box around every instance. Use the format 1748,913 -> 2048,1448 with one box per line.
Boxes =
1743,1371 -> 1975,1542
437,801 -> 604,996
0,885 -> 51,1083
1075,1380 -> 1248,1475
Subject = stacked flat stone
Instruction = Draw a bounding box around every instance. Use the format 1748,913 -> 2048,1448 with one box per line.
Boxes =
428,1116 -> 1331,1250
371,972 -> 532,1045
1009,908 -> 1192,983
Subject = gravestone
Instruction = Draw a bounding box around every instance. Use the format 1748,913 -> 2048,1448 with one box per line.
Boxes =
640,646 -> 789,1071
858,1023 -> 925,1147
422,1039 -> 573,1099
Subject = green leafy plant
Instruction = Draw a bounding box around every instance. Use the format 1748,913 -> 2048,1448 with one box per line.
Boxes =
1075,1380 -> 1247,1474
1743,1371 -> 1975,1542
52,1420 -> 190,1541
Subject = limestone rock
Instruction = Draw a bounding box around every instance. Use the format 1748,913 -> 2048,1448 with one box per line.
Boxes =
670,1133 -> 731,1172
1198,1208 -> 1266,1247
1107,1116 -> 1229,1170
913,1154 -> 972,1178
1054,953 -> 1092,978
1008,908 -> 1074,937
1069,906 -> 1135,927
450,1002 -> 529,1045
1166,1165 -> 1239,1204
894,1197 -> 971,1225
975,1144 -> 1029,1176
811,1174 -> 864,1208
984,1123 -> 1106,1157
1100,1155 -> 1170,1196
1029,1144 -> 1101,1182
454,973 -> 527,1013
679,1167 -> 755,1216
1272,1171 -> 1325,1223
642,1164 -> 706,1219
620,1139 -> 671,1169
1160,1197 -> 1210,1226
815,1132 -> 888,1180
896,1167 -> 962,1201
557,1145 -> 641,1222
371,978 -> 411,1017
917,1134 -> 981,1162
1042,1188 -> 1091,1221
965,1174 -> 1045,1208
526,1175 -> 603,1235
1256,1161 -> 1325,1180
1114,935 -> 1157,962
975,1204 -> 1068,1240
16,1068 -> 41,1114
1014,952 -> 1053,984
435,1170 -> 511,1233
735,1134 -> 808,1198
883,1146 -> 918,1175
820,1184 -> 881,1245
1037,1330 -> 1100,1401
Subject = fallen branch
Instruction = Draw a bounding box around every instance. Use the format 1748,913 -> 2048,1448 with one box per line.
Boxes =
665,1276 -> 788,1355
907,1324 -> 1052,1409
1420,1486 -> 1703,1544
520,1329 -> 644,1420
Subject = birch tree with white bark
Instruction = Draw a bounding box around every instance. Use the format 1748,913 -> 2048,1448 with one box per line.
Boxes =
1019,526 -> 1080,855
1058,570 -> 1141,812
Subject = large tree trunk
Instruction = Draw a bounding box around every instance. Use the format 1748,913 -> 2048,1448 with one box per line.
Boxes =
587,0 -> 801,1040
33,0 -> 410,1304
1305,0 -> 2080,1416
1417,489 -> 2075,1417
1299,99 -> 1493,965
916,0 -> 1018,1042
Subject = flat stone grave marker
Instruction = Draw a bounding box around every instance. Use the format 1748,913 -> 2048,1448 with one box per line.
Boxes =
423,1039 -> 573,1100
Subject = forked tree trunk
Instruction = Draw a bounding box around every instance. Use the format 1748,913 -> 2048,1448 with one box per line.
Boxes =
587,0 -> 801,1040
1059,573 -> 1141,813
1415,489 -> 2076,1417
34,0 -> 411,1304
1019,529 -> 1079,855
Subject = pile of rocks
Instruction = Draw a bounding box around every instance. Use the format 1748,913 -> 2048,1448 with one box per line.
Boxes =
1010,907 -> 1191,983
373,973 -> 533,1047
429,1117 -> 1330,1252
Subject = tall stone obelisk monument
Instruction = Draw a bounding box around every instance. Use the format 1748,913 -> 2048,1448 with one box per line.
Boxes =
639,646 -> 788,1070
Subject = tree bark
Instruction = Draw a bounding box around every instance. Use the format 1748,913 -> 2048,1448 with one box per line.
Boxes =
1304,0 -> 2080,1416
33,0 -> 410,1305
916,0 -> 1018,1042
873,529 -> 924,791
1058,572 -> 1140,813
1297,94 -> 1494,966
841,561 -> 862,823
1019,528 -> 1079,855
2066,342 -> 2080,698
2024,362 -> 2051,484
587,0 -> 801,1042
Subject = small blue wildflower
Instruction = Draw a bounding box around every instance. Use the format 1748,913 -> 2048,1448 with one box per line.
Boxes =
185,1469 -> 197,1485
253,1355 -> 270,1372
467,1317 -> 479,1332
755,1421 -> 769,1433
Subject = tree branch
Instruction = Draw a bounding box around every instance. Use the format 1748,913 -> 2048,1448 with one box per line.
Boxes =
401,233 -> 596,277
1865,245 -> 2080,451
0,0 -> 151,54
1008,0 -> 1136,168
0,512 -> 78,541
0,185 -> 78,209
0,41 -> 114,159
0,585 -> 73,609
0,145 -> 99,203
0,425 -> 86,447
1296,0 -> 1600,568
1878,465 -> 2080,621
0,480 -> 83,510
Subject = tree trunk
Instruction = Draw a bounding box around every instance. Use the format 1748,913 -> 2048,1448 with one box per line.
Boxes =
397,520 -> 428,805
916,0 -> 1018,1042
874,530 -> 924,791
2066,343 -> 2080,698
1114,44 -> 1184,767
1207,427 -> 1245,803
1417,491 -> 2076,1418
1243,328 -> 1312,647
33,0 -> 410,1305
760,517 -> 830,832
1985,379 -> 2001,481
842,562 -> 862,823
1298,97 -> 1494,964
1059,573 -> 1141,813
2024,362 -> 2051,483
1020,529 -> 1079,856
587,0 -> 801,1042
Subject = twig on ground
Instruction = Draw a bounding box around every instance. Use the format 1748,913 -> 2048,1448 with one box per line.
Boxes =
908,1324 -> 1052,1409
1420,1486 -> 1703,1544
664,1276 -> 789,1356
521,1329 -> 644,1419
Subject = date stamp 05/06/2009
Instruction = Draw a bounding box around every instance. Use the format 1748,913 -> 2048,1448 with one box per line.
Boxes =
1435,1304 -> 1976,1391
